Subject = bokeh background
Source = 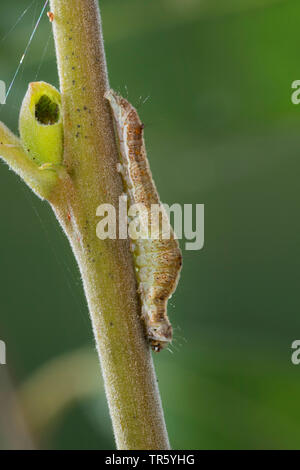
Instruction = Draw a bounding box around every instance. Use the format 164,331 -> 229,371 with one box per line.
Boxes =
0,0 -> 300,450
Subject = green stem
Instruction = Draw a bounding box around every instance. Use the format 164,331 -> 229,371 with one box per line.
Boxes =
0,122 -> 58,200
49,0 -> 170,449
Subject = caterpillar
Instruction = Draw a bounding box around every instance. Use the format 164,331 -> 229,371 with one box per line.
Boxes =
105,90 -> 182,352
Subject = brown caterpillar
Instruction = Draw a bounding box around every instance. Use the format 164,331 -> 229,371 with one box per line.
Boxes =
105,90 -> 182,352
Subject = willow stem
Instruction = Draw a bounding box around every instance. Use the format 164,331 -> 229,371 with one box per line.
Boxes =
49,0 -> 170,449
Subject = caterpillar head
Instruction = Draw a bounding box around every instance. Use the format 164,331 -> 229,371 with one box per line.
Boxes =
147,321 -> 172,352
149,340 -> 169,353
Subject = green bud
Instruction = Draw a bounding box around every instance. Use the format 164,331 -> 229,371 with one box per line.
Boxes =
19,81 -> 63,166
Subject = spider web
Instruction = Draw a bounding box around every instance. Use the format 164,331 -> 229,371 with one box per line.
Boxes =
0,1 -> 90,329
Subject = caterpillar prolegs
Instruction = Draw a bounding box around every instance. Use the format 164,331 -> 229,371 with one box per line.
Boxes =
105,90 -> 182,352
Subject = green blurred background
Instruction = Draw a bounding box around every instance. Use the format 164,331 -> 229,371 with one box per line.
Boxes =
0,0 -> 300,450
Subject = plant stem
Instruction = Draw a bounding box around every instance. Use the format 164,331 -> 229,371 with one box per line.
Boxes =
0,122 -> 57,199
49,0 -> 170,449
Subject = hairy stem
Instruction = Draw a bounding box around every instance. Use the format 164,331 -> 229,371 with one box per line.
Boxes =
0,122 -> 58,199
49,0 -> 170,449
